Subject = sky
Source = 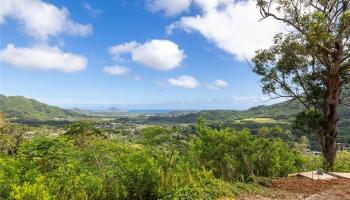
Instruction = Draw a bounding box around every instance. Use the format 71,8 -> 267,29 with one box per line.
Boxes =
0,0 -> 287,110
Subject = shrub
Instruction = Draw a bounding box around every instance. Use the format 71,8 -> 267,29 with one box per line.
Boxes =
10,176 -> 52,200
2,121 -> 338,200
81,140 -> 162,199
334,151 -> 350,172
18,137 -> 77,173
0,156 -> 20,199
160,178 -> 258,200
193,121 -> 304,181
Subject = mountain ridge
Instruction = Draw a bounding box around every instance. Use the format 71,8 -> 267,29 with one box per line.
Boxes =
0,94 -> 83,120
0,93 -> 348,125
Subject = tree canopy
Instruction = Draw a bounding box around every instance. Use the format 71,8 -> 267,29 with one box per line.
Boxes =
254,0 -> 350,169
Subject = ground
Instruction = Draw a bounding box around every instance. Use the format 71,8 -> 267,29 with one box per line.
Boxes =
237,176 -> 350,200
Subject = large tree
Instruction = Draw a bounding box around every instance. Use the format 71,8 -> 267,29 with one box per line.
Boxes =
253,0 -> 350,169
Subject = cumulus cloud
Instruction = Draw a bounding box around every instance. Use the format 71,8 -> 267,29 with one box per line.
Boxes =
208,79 -> 228,90
0,44 -> 87,73
109,41 -> 139,61
82,2 -> 102,18
167,0 -> 285,61
103,65 -> 129,75
147,0 -> 192,16
0,0 -> 92,40
109,40 -> 185,71
132,40 -> 185,70
168,75 -> 200,89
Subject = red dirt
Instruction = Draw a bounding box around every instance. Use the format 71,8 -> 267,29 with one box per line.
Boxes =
306,187 -> 350,200
237,176 -> 350,200
271,176 -> 350,195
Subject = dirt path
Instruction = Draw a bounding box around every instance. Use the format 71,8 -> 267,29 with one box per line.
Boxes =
237,176 -> 350,200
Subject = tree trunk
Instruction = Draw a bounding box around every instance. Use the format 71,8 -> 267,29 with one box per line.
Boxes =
322,129 -> 337,170
322,71 -> 340,170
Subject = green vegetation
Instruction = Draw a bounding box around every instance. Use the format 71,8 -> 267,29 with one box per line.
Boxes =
1,115 -> 349,200
254,0 -> 350,169
2,0 -> 349,197
234,118 -> 282,124
0,94 -> 82,121
1,93 -> 349,150
147,98 -> 350,146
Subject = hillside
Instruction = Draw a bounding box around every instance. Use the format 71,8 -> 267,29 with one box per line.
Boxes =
147,98 -> 350,143
148,99 -> 304,124
1,93 -> 348,142
0,94 -> 82,120
150,88 -> 350,124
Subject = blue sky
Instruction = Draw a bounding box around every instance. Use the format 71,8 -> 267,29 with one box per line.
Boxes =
0,0 -> 286,110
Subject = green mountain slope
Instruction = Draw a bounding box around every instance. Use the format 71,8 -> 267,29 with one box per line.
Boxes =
0,94 -> 82,120
150,98 -> 349,124
148,99 -> 305,124
148,98 -> 350,143
152,87 -> 350,124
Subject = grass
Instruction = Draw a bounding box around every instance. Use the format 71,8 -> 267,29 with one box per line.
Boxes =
234,118 -> 281,124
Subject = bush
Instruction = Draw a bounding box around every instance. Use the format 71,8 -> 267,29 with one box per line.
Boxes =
1,137 -> 162,200
0,156 -> 20,199
161,178 -> 258,200
193,121 -> 304,181
2,120 -> 341,200
18,137 -> 78,173
253,138 -> 300,177
294,151 -> 350,172
80,140 -> 162,199
10,176 -> 52,200
334,151 -> 350,172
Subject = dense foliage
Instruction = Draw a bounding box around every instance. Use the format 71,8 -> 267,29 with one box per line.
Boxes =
1,116 -> 349,200
146,97 -> 350,145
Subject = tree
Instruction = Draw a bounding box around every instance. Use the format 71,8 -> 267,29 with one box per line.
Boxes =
0,113 -> 6,128
0,113 -> 26,156
253,0 -> 350,169
64,121 -> 105,147
296,136 -> 311,153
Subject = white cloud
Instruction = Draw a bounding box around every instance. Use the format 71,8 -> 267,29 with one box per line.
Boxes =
231,96 -> 269,102
109,40 -> 185,71
147,0 -> 192,16
36,97 -> 125,107
82,2 -> 102,18
208,79 -> 228,90
109,41 -> 139,61
0,0 -> 92,40
103,65 -> 129,76
132,40 -> 185,70
0,44 -> 87,73
167,0 -> 285,61
168,75 -> 200,89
